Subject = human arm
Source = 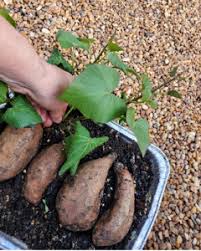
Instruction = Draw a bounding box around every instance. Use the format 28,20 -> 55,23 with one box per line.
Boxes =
0,16 -> 73,127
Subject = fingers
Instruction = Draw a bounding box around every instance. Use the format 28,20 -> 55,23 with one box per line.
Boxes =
28,95 -> 68,127
27,96 -> 53,127
38,107 -> 53,127
49,102 -> 68,124
25,64 -> 73,127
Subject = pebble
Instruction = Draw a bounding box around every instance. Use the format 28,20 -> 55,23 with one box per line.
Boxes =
42,28 -> 50,34
3,0 -> 12,4
176,235 -> 183,248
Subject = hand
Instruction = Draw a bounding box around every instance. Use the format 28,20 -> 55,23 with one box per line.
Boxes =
0,17 -> 73,127
10,62 -> 73,127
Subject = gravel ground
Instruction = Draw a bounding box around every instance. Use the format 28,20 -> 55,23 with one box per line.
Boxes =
1,0 -> 201,249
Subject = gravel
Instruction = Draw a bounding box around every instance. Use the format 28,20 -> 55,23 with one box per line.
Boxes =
1,0 -> 201,249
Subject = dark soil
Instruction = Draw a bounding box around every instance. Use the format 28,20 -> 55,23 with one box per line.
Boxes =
0,120 -> 153,249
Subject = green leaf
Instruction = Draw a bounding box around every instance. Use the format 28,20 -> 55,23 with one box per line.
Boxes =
107,41 -> 123,52
141,73 -> 152,101
0,81 -> 8,104
59,121 -> 108,176
126,107 -> 136,128
127,68 -> 140,79
146,99 -> 158,109
107,52 -> 132,75
60,64 -> 126,123
78,38 -> 95,50
2,95 -> 42,128
0,8 -> 16,28
169,66 -> 178,77
56,30 -> 92,50
140,74 -> 157,109
131,118 -> 150,157
167,90 -> 182,99
120,92 -> 128,102
118,115 -> 126,125
48,48 -> 74,73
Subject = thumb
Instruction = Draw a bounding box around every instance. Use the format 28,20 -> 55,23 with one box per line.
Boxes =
49,102 -> 67,124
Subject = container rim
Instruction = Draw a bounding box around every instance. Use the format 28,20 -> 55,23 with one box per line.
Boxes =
107,121 -> 170,250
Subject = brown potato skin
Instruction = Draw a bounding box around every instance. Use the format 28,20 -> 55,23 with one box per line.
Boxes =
56,153 -> 117,231
24,143 -> 65,205
0,125 -> 43,182
92,163 -> 135,246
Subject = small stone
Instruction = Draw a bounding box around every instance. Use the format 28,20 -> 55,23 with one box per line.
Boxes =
42,28 -> 50,34
36,6 -> 42,11
30,32 -> 35,38
164,58 -> 169,65
3,0 -> 12,4
123,57 -> 130,62
192,238 -> 197,245
187,131 -> 196,142
185,241 -> 193,249
142,104 -> 149,110
176,235 -> 183,248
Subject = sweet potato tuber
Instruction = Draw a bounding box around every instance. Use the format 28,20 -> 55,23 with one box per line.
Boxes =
0,125 -> 43,182
92,163 -> 135,246
56,153 -> 117,231
24,143 -> 65,205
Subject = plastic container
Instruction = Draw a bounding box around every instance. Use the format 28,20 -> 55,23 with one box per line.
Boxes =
108,122 -> 170,249
0,122 -> 170,250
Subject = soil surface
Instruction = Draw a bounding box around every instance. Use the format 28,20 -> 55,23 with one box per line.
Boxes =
0,120 -> 153,249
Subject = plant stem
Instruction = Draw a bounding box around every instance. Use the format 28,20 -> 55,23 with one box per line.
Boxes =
93,30 -> 116,64
63,106 -> 74,120
127,74 -> 181,104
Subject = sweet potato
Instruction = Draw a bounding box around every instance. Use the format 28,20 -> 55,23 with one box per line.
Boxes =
92,163 -> 135,246
24,143 -> 65,205
56,153 -> 117,231
0,125 -> 43,182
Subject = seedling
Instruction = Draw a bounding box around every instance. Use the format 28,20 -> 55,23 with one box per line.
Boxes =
49,29 -> 183,168
0,9 -> 184,175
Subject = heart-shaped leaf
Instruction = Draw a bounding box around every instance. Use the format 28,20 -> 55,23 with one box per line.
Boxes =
0,8 -> 16,28
48,48 -> 74,73
57,30 -> 93,50
3,95 -> 42,128
0,81 -> 8,104
59,121 -> 108,176
60,64 -> 126,123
